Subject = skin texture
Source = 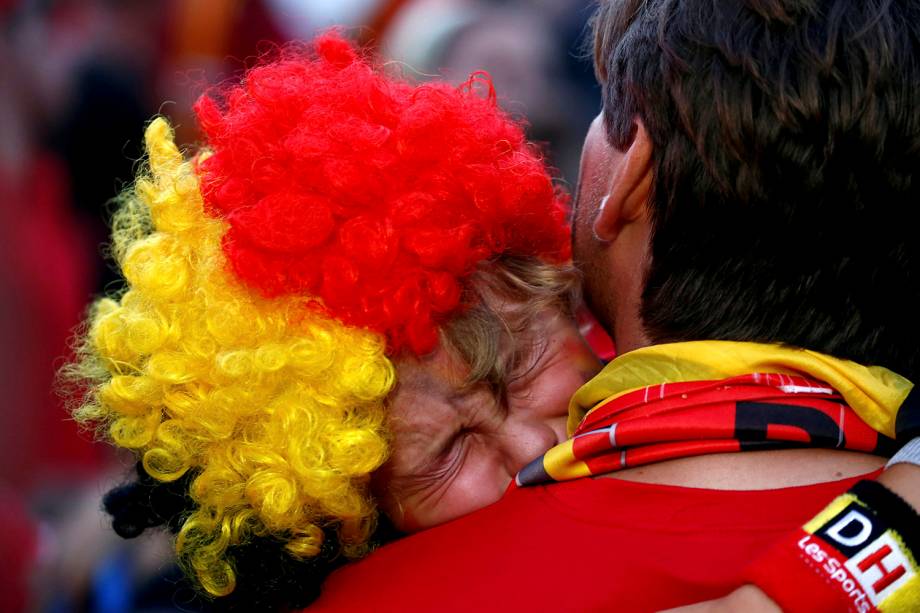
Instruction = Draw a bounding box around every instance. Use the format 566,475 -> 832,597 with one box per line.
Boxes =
572,114 -> 651,355
375,307 -> 601,532
878,463 -> 920,510
662,585 -> 782,613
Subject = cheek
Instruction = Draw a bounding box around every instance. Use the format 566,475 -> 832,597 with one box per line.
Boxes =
544,340 -> 602,411
572,201 -> 600,270
573,116 -> 619,315
383,443 -> 510,533
573,121 -> 611,250
564,336 -> 604,378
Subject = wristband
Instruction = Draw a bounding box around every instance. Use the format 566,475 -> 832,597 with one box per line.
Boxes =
886,438 -> 920,470
744,480 -> 919,612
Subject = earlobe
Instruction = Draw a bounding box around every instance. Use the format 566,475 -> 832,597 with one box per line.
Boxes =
592,121 -> 653,243
592,195 -> 612,242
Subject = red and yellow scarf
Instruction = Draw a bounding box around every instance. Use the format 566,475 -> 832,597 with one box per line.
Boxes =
516,341 -> 913,486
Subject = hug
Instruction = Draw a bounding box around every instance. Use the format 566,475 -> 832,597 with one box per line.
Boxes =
67,1 -> 920,611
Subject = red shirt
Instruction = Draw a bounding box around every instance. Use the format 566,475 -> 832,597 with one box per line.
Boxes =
310,473 -> 875,612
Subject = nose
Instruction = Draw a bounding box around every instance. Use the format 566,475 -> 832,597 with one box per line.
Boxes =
498,417 -> 562,476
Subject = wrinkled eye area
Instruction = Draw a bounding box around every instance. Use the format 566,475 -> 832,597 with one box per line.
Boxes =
391,415 -> 488,499
424,426 -> 475,480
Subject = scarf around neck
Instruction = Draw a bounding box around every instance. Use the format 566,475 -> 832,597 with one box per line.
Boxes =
516,341 -> 912,487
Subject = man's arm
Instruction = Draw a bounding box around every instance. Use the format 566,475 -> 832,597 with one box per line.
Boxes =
659,585 -> 780,613
668,459 -> 920,612
878,462 -> 920,509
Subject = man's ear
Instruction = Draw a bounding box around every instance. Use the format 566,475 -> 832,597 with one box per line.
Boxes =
593,121 -> 653,242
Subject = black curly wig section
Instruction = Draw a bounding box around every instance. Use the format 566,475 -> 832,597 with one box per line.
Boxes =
103,463 -> 403,611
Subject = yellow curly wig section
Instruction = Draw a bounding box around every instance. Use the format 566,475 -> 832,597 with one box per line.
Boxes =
71,118 -> 395,596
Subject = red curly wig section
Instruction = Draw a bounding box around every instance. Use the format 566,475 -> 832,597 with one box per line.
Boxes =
194,32 -> 571,354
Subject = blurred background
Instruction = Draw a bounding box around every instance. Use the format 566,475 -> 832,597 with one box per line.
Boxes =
0,0 -> 600,610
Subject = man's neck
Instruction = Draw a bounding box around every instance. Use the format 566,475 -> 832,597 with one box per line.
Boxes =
603,448 -> 885,489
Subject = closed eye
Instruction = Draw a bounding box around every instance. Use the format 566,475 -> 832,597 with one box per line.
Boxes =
389,433 -> 470,500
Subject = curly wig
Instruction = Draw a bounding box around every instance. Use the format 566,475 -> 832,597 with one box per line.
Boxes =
195,32 -> 570,354
67,31 -> 571,607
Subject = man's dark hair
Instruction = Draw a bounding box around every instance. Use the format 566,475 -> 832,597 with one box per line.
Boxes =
593,0 -> 920,381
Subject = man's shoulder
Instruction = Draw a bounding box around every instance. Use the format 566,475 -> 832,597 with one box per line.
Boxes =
309,486 -> 550,611
327,484 -> 560,582
308,475 -> 870,611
